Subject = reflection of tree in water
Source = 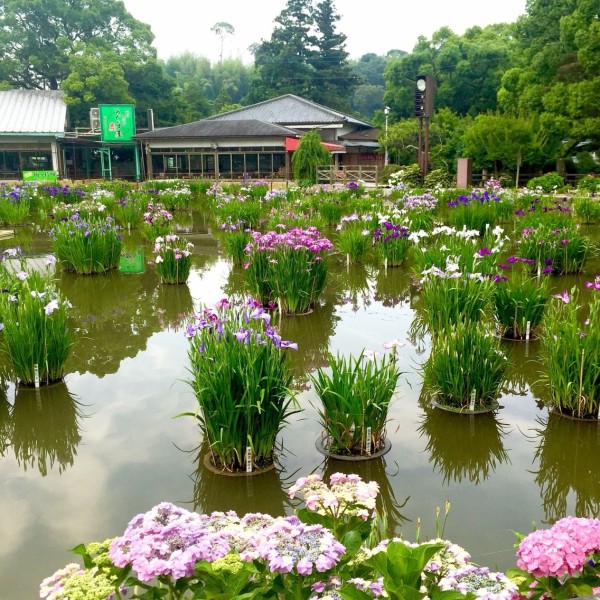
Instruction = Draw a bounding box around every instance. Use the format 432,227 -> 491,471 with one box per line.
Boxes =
329,261 -> 374,312
59,250 -> 211,376
367,264 -> 413,308
221,264 -> 250,301
321,456 -> 410,538
11,382 -> 85,476
190,443 -> 293,517
418,404 -> 511,485
531,413 -> 600,524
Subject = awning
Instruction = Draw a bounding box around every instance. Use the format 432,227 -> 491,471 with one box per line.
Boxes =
285,137 -> 346,153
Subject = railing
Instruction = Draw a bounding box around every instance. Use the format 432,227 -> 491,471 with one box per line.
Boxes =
316,165 -> 379,184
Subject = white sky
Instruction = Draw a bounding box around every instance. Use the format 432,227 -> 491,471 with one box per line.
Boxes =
121,0 -> 528,65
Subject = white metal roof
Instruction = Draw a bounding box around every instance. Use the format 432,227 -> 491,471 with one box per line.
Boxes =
0,90 -> 67,135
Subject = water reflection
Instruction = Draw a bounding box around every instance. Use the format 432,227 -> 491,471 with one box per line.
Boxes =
0,386 -> 12,457
332,262 -> 373,311
191,444 -> 292,517
320,456 -> 410,537
500,341 -> 549,407
153,282 -> 194,332
418,405 -> 511,485
10,382 -> 84,476
532,413 -> 600,523
369,264 -> 413,308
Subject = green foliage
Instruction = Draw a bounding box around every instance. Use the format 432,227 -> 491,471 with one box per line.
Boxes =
51,215 -> 123,274
1,270 -> 73,386
310,349 -> 402,455
573,195 -> 600,223
422,321 -> 508,410
424,169 -> 452,188
492,268 -> 550,339
540,287 -> 600,419
413,272 -> 493,338
526,172 -> 565,192
335,217 -> 371,262
153,235 -> 193,285
0,0 -> 154,90
577,174 -> 600,193
186,302 -> 298,471
292,130 -> 332,184
388,164 -> 422,187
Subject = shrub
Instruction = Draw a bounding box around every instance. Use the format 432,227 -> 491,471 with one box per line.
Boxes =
526,171 -> 564,193
424,168 -> 452,188
388,163 -> 422,187
577,174 -> 600,193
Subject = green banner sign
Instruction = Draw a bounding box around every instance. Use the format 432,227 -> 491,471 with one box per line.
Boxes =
99,104 -> 136,142
22,170 -> 58,182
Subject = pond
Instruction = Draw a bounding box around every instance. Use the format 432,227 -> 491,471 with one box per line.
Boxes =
0,210 -> 599,599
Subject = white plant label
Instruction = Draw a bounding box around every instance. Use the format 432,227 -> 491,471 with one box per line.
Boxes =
34,364 -> 40,388
245,447 -> 252,473
469,389 -> 476,411
366,427 -> 372,454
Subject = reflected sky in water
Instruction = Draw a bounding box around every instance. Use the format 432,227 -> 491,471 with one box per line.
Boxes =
0,218 -> 598,599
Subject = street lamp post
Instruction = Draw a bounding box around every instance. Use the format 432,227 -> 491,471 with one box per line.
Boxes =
384,106 -> 390,166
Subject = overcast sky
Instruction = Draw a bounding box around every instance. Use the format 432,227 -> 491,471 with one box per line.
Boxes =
121,0 -> 528,64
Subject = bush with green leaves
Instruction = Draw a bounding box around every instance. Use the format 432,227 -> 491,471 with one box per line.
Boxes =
50,214 -> 123,274
576,174 -> 600,193
1,266 -> 73,386
526,172 -> 564,193
292,130 -> 331,184
185,299 -> 298,472
424,168 -> 452,188
310,347 -> 402,456
422,321 -> 508,411
540,285 -> 600,419
388,163 -> 422,187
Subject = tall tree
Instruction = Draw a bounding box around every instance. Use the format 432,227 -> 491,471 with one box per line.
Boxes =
251,0 -> 316,100
310,0 -> 356,111
211,22 -> 235,64
0,0 -> 155,90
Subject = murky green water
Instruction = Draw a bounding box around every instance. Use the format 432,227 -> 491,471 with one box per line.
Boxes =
0,212 -> 599,599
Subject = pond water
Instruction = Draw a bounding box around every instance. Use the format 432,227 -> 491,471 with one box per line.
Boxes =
0,211 -> 599,599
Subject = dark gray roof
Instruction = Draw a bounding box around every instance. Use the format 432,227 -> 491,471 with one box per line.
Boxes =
0,89 -> 67,134
207,94 -> 373,128
135,119 -> 298,140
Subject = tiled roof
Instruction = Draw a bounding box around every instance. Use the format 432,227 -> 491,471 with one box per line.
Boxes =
207,94 -> 373,128
0,90 -> 67,134
135,119 -> 298,139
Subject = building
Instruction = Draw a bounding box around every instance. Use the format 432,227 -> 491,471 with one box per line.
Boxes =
0,89 -> 67,179
135,94 -> 382,180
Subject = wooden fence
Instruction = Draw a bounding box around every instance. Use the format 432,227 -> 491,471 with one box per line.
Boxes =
316,165 -> 379,185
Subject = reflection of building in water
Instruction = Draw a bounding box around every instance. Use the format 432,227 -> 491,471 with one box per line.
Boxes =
321,456 -> 409,539
532,413 -> 600,523
191,444 -> 292,517
10,382 -> 84,476
418,404 -> 511,485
